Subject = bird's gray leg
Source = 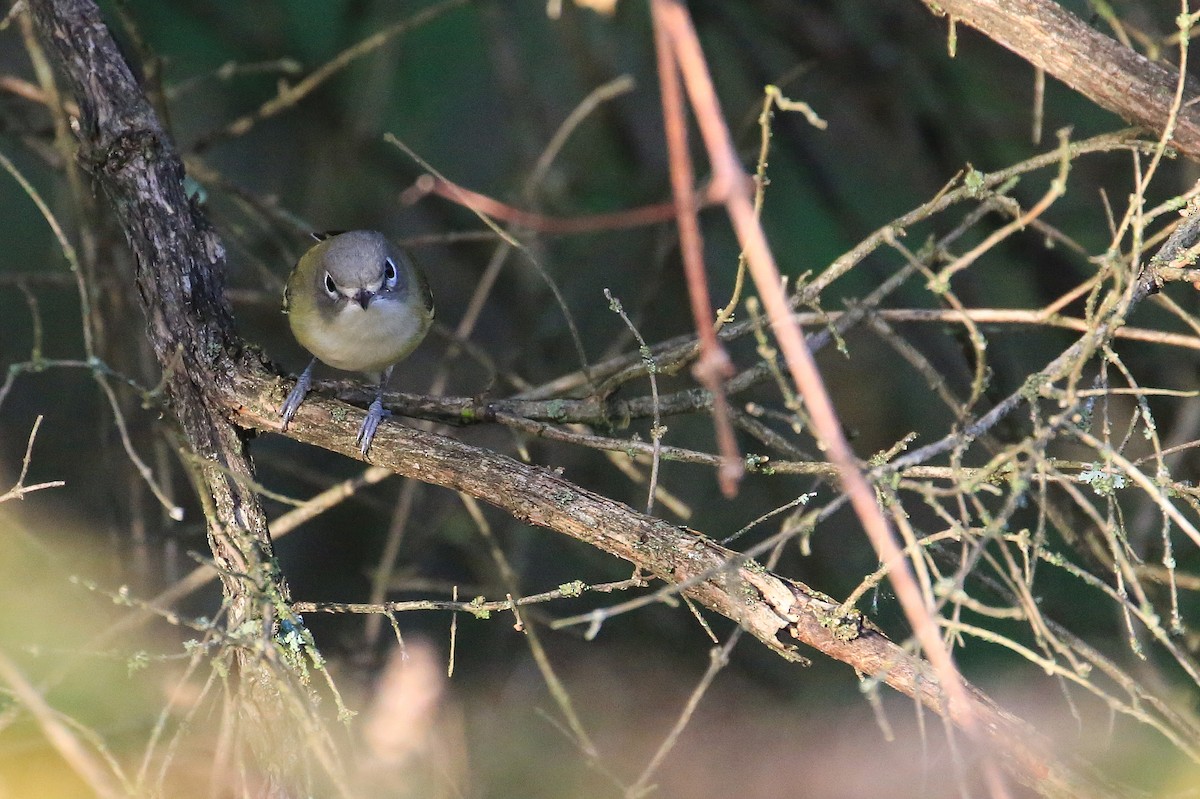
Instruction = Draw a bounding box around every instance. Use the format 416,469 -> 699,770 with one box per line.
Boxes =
280,357 -> 317,430
356,365 -> 394,457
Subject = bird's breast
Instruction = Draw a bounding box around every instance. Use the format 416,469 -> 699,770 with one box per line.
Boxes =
289,299 -> 430,373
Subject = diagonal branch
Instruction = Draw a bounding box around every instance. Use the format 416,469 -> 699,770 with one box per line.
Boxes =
921,0 -> 1200,162
231,363 -> 1114,798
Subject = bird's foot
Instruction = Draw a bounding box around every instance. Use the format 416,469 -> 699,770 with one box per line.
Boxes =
356,397 -> 392,457
279,360 -> 316,430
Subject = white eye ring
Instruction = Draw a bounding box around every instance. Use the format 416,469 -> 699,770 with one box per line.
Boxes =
323,272 -> 338,298
383,257 -> 398,286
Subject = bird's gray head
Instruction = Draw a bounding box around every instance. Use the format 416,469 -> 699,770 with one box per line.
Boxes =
315,230 -> 410,311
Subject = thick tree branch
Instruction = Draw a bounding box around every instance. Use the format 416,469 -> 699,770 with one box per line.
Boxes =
231,363 -> 1112,798
29,0 -> 287,624
922,0 -> 1200,161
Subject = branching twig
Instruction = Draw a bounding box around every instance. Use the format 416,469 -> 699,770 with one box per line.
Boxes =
0,415 -> 64,502
192,0 -> 468,151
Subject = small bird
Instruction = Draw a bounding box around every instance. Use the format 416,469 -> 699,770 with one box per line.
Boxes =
279,230 -> 434,456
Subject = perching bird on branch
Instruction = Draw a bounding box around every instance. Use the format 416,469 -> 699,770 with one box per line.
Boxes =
279,230 -> 434,456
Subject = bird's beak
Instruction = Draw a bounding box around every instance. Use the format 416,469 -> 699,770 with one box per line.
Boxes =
353,289 -> 373,309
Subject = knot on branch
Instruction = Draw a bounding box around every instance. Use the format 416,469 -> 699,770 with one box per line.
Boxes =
82,127 -> 167,178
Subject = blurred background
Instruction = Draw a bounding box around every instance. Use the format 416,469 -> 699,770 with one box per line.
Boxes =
2,0 -> 1200,796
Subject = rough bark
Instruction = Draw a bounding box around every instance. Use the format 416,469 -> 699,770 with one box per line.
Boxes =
29,0 -> 288,625
922,0 -> 1200,161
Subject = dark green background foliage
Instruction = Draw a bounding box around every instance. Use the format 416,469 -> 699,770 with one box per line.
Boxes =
2,1 -> 1199,795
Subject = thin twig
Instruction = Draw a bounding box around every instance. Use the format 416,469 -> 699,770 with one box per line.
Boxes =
0,415 -> 65,502
651,0 -> 743,496
193,0 -> 469,151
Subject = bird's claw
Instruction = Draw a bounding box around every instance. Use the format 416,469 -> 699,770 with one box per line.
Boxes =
356,398 -> 391,457
279,361 -> 315,430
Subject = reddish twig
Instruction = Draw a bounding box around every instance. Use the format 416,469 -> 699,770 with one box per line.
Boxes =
650,2 -> 1011,796
399,172 -> 735,235
650,0 -> 743,497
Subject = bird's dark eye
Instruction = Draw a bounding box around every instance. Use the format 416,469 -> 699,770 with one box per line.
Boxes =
323,272 -> 337,297
384,257 -> 398,285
